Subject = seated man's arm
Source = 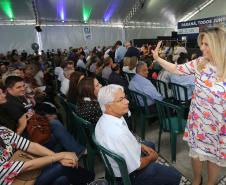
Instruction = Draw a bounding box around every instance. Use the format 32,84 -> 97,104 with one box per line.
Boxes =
139,144 -> 158,170
143,82 -> 163,101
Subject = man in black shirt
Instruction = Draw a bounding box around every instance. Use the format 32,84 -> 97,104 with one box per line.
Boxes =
124,41 -> 140,58
3,76 -> 33,134
3,76 -> 86,155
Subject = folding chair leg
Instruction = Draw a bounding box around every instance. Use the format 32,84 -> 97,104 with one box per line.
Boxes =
157,128 -> 162,153
86,148 -> 96,172
170,132 -> 177,162
140,116 -> 146,140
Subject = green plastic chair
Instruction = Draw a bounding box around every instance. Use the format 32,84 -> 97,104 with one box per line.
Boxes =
92,133 -> 133,185
124,72 -> 135,83
96,76 -> 109,86
151,79 -> 170,99
168,82 -> 190,118
67,109 -> 96,172
55,94 -> 70,128
129,90 -> 157,139
168,82 -> 189,104
156,100 -> 187,162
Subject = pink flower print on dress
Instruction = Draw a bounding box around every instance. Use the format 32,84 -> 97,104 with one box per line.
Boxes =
203,112 -> 211,119
192,113 -> 199,120
220,125 -> 226,136
197,133 -> 205,140
188,123 -> 193,129
184,131 -> 189,138
2,161 -> 13,169
220,139 -> 225,144
178,66 -> 185,73
207,97 -> 214,103
221,152 -> 226,158
204,80 -> 213,87
188,114 -> 192,120
193,124 -> 198,129
220,92 -> 226,99
211,126 -> 217,132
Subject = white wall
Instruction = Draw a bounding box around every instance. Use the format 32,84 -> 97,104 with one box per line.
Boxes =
0,25 -> 37,53
40,26 -> 123,50
189,0 -> 226,20
0,25 -> 174,53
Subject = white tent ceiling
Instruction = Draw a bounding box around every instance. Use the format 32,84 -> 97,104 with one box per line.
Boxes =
0,0 -> 215,26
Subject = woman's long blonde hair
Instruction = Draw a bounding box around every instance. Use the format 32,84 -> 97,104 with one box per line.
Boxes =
128,56 -> 138,70
197,26 -> 226,80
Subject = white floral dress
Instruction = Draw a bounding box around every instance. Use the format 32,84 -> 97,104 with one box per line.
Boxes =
0,126 -> 30,185
177,57 -> 226,166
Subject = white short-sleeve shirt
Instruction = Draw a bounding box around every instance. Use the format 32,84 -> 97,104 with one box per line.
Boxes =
95,114 -> 141,177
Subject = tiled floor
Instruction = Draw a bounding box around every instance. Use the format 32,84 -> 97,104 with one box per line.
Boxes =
144,121 -> 226,184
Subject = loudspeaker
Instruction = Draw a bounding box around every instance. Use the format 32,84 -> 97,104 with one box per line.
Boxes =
35,26 -> 42,32
140,2 -> 145,9
171,31 -> 178,38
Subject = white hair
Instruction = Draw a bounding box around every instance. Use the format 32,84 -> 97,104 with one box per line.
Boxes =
98,84 -> 124,112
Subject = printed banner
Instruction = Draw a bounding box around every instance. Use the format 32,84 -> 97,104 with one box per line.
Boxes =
177,15 -> 226,35
83,27 -> 92,41
178,15 -> 226,29
178,27 -> 199,35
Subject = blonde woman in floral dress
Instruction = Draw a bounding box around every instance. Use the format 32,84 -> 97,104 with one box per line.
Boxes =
152,27 -> 226,185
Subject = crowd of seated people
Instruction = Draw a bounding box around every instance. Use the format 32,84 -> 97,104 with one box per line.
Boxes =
0,40 -> 199,184
0,49 -> 96,185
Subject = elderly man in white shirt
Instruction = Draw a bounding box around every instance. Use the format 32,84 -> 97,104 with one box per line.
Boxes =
95,84 -> 181,185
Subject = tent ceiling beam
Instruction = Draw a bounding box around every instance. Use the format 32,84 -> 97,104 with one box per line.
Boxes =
123,0 -> 145,25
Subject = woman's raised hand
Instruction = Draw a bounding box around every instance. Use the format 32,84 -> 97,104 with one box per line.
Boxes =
151,41 -> 162,60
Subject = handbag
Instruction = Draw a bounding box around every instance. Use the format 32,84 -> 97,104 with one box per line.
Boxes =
27,113 -> 51,145
10,150 -> 41,185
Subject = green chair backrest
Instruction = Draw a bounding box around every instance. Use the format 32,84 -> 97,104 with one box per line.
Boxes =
55,94 -> 70,127
92,134 -> 132,185
67,101 -> 77,112
124,72 -> 135,83
168,82 -> 188,103
67,109 -> 96,171
68,108 -> 95,146
155,100 -> 185,132
129,89 -> 149,114
96,76 -> 109,86
152,79 -> 169,99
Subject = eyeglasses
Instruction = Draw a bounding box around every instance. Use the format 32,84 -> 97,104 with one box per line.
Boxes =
110,95 -> 128,104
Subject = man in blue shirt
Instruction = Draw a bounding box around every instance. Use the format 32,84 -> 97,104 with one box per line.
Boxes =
115,40 -> 127,64
129,61 -> 163,108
